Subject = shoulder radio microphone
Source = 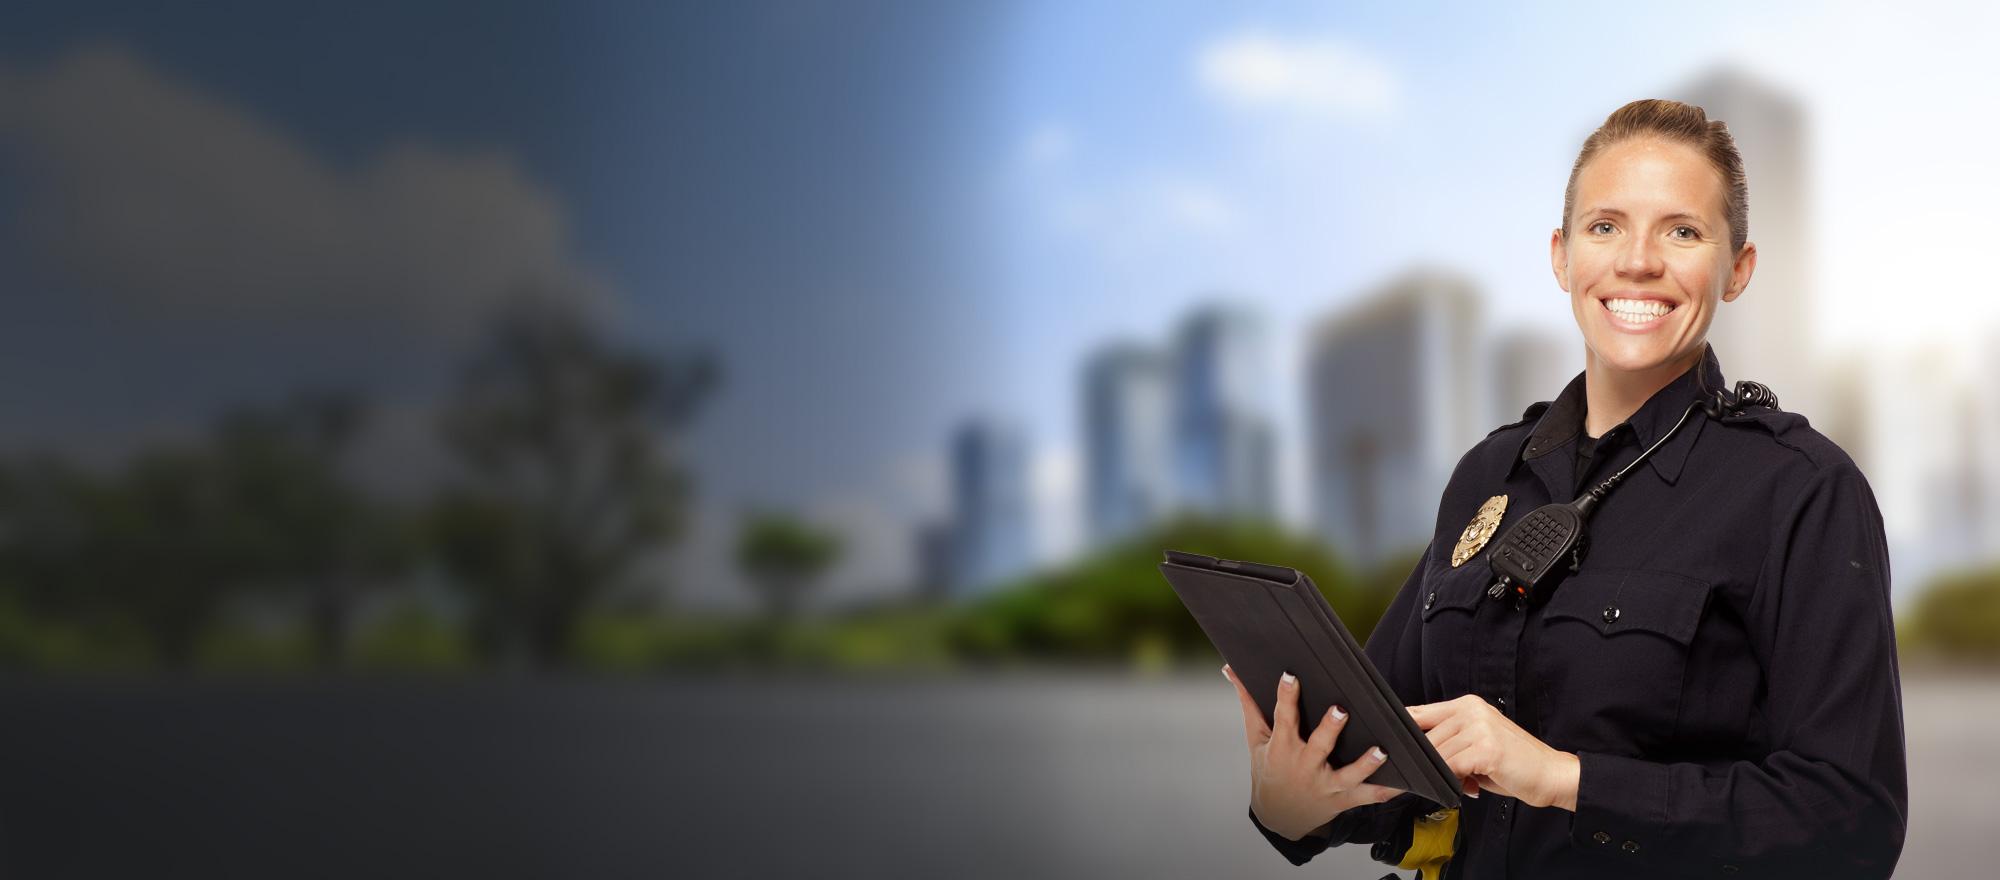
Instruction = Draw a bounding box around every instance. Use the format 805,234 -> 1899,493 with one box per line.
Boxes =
1483,380 -> 1777,607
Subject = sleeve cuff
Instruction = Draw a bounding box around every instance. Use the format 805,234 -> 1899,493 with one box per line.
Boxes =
1249,795 -> 1428,868
1570,751 -> 1671,866
1248,804 -> 1332,866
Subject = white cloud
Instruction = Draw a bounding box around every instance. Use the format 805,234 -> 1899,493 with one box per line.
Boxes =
0,46 -> 604,340
1195,27 -> 1398,119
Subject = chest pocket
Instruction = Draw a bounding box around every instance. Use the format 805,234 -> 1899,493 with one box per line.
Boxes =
1417,555 -> 1492,702
1534,567 -> 1716,753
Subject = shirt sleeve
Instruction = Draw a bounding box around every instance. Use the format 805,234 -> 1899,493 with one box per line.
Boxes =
1248,540 -> 1435,866
1569,463 -> 1909,876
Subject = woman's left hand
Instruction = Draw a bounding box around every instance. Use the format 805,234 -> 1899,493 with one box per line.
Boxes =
1406,694 -> 1580,811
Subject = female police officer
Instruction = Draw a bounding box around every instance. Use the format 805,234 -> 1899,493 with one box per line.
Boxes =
1220,99 -> 1908,878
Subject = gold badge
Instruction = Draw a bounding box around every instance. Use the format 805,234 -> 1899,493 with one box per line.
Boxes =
1452,494 -> 1508,567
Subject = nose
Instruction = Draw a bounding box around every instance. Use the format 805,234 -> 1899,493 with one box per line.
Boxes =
1615,231 -> 1665,278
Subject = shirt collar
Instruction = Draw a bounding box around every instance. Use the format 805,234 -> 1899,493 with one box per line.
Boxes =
1510,342 -> 1726,486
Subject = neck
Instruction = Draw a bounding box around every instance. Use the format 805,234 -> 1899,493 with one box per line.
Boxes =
1583,346 -> 1703,438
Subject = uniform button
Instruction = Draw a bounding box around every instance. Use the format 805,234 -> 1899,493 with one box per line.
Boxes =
1622,840 -> 1641,853
1592,831 -> 1611,844
1495,695 -> 1507,708
1425,591 -> 1436,611
1602,604 -> 1621,624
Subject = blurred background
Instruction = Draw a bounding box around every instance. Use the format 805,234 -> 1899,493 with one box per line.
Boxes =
0,1 -> 1995,876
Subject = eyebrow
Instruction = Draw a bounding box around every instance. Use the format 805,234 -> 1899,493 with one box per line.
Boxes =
1582,207 -> 1709,225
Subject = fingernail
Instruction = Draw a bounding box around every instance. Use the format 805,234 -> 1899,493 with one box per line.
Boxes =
1331,704 -> 1347,720
1469,791 -> 1480,798
1280,672 -> 1297,687
1369,746 -> 1386,761
1221,665 -> 1230,680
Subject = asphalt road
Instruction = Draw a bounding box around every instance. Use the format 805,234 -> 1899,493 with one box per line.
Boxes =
0,670 -> 1984,878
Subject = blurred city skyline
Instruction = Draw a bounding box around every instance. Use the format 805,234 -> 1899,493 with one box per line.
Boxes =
3,2 -> 1995,616
678,1 -> 2000,613
2,7 -> 1994,875
890,48 -> 1985,613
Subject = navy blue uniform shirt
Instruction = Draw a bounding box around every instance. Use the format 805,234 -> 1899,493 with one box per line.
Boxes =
1250,342 -> 1907,878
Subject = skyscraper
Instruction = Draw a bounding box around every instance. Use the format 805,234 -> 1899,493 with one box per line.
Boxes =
1171,304 -> 1277,522
1307,270 -> 1484,568
1082,341 -> 1172,545
1673,68 -> 1824,429
946,418 -> 1031,598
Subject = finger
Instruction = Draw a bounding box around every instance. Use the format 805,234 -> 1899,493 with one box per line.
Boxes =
1421,711 -> 1462,748
1270,672 -> 1302,745
1470,773 -> 1505,798
1302,703 -> 1347,763
1429,732 -> 1486,799
1222,665 -> 1272,747
1328,743 -> 1390,793
1430,726 -> 1476,768
1406,700 -> 1450,731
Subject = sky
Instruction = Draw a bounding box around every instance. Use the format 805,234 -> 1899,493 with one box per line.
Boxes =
0,1 -> 1994,610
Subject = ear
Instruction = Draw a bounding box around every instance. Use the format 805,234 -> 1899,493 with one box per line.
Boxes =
1722,241 -> 1757,303
1549,227 -> 1570,293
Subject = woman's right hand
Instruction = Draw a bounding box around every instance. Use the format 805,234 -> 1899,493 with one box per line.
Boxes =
1224,663 -> 1405,841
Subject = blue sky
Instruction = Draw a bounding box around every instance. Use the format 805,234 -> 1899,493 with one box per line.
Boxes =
1,1 -> 1992,608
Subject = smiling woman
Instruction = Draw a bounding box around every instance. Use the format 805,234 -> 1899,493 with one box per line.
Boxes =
1227,98 -> 1906,879
1554,100 -> 1759,438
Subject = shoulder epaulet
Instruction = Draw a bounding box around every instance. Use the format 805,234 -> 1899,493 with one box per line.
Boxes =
1714,403 -> 1808,437
1485,400 -> 1551,438
1709,401 -> 1847,470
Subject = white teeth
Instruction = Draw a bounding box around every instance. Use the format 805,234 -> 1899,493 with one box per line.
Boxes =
1604,298 -> 1673,321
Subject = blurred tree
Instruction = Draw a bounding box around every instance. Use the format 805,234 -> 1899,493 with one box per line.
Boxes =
949,515 -> 1409,667
736,512 -> 842,621
0,394 -> 419,670
214,391 -> 417,669
0,458 -> 156,665
26,449 -> 272,668
433,298 -> 714,668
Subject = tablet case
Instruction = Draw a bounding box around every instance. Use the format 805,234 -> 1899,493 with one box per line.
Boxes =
1160,549 -> 1462,810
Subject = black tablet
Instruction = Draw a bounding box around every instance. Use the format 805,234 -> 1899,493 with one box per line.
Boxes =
1160,549 -> 1461,810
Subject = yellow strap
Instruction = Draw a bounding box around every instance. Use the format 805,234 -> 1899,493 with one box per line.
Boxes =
1397,807 -> 1459,880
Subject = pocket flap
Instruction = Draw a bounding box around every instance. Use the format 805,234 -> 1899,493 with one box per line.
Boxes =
1542,567 -> 1714,644
1420,557 -> 1494,621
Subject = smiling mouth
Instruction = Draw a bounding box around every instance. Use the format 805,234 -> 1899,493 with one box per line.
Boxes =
1600,297 -> 1676,327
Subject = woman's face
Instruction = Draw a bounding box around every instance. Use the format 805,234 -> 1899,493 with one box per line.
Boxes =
1550,137 -> 1756,376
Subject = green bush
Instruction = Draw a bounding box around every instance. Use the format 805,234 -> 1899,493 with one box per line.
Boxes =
947,515 -> 1413,665
352,601 -> 474,673
0,593 -> 154,671
1903,567 -> 2000,663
